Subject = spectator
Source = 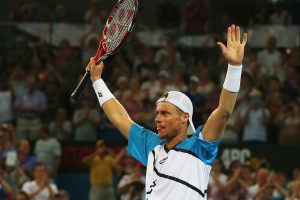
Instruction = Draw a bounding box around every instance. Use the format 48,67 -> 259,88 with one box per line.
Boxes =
278,102 -> 300,145
264,77 -> 283,144
0,78 -> 14,124
0,173 -> 13,200
73,96 -> 100,142
257,35 -> 281,77
0,125 -> 10,162
0,123 -> 17,161
39,69 -> 65,117
34,125 -> 61,177
154,34 -> 183,73
185,75 -> 206,127
287,168 -> 300,199
48,108 -> 72,141
247,168 -> 270,200
140,67 -> 160,101
239,88 -> 270,143
220,160 -> 247,199
81,140 -> 124,200
269,3 -> 291,26
9,65 -> 26,96
1,153 -> 29,198
7,36 -> 32,66
84,0 -> 105,28
114,76 -> 129,100
118,166 -> 145,200
18,139 -> 37,177
250,171 -> 287,200
80,25 -> 99,63
135,98 -> 156,131
22,163 -> 58,200
208,158 -> 227,200
51,4 -> 67,23
14,74 -> 47,140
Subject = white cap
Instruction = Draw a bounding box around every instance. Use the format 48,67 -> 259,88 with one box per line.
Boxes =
156,91 -> 195,135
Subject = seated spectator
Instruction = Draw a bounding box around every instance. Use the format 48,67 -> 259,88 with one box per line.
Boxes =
22,163 -> 58,200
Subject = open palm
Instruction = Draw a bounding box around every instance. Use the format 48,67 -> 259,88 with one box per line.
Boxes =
217,25 -> 247,66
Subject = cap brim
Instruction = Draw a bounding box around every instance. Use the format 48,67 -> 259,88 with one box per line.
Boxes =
187,118 -> 195,135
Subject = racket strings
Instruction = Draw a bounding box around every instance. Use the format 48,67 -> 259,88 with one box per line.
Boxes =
106,0 -> 136,51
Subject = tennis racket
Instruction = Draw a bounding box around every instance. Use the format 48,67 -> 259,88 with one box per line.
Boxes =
71,0 -> 138,101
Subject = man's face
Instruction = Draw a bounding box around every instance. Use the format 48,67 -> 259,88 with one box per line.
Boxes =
155,102 -> 185,139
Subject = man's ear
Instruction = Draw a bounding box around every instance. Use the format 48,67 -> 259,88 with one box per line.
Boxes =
182,112 -> 189,124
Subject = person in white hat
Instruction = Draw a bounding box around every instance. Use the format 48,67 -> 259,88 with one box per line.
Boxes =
86,24 -> 247,200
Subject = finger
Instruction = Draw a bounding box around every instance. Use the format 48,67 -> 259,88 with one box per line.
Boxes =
231,24 -> 236,41
236,26 -> 240,43
91,57 -> 96,65
242,33 -> 248,46
227,26 -> 231,46
86,60 -> 91,71
217,42 -> 226,53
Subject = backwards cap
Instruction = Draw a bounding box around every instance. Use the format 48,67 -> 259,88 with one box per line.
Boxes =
156,91 -> 195,135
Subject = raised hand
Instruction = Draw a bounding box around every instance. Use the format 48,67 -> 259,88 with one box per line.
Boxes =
217,24 -> 247,66
86,57 -> 104,83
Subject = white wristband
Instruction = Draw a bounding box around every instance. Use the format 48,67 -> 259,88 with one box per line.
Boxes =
93,79 -> 115,106
223,64 -> 242,92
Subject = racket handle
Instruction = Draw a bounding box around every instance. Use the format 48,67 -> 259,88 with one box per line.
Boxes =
70,71 -> 90,101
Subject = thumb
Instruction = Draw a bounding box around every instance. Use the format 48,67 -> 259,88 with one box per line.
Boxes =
217,42 -> 226,52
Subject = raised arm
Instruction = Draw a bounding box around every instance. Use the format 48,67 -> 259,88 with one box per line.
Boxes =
87,58 -> 133,139
202,24 -> 247,141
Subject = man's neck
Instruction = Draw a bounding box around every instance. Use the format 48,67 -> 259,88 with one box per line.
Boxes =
165,134 -> 187,149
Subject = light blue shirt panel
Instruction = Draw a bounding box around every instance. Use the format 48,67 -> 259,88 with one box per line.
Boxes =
128,123 -> 163,166
176,126 -> 220,166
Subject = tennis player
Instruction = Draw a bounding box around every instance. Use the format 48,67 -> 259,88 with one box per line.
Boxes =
87,24 -> 247,200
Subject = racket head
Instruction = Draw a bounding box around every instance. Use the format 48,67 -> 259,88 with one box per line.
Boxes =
95,0 -> 138,62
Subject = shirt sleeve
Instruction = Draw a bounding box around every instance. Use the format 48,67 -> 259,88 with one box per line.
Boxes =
22,182 -> 31,194
52,139 -> 61,156
128,123 -> 162,166
189,126 -> 220,166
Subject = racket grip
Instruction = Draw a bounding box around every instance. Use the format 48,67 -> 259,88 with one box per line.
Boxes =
70,71 -> 91,101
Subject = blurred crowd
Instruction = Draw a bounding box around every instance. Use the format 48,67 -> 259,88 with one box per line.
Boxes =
0,0 -> 300,199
